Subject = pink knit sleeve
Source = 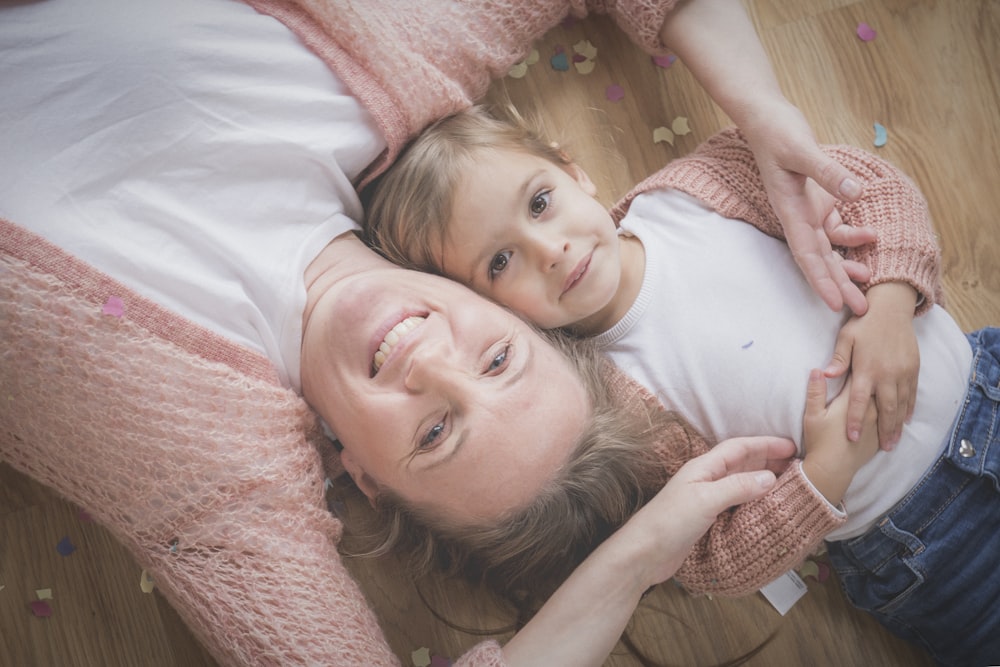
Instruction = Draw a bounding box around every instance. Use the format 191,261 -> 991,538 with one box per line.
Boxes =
610,128 -> 943,314
608,369 -> 844,598
243,0 -> 678,185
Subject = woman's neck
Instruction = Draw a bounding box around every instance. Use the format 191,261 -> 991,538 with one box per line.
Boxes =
568,234 -> 645,337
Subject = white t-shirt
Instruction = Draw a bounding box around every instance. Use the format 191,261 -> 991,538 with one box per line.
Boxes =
0,0 -> 386,391
596,189 -> 973,540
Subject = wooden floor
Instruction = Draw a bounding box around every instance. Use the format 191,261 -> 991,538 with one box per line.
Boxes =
2,1 -> 998,665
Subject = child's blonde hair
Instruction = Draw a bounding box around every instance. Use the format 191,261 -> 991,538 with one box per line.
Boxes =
364,105 -> 569,274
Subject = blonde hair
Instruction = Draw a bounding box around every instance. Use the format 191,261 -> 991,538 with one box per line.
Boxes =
335,329 -> 690,611
363,105 -> 569,276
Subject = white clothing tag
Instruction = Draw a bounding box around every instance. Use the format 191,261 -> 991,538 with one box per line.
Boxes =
759,570 -> 808,615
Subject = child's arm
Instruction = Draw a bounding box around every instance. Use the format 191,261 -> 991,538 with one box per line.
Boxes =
672,370 -> 877,596
800,370 -> 881,505
611,127 -> 943,313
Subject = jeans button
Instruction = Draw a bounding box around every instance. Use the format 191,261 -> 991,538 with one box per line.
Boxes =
959,439 -> 976,458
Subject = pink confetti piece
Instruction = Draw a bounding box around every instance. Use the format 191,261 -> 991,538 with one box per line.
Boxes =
102,295 -> 125,317
78,509 -> 94,523
816,561 -> 832,583
605,84 -> 625,102
430,657 -> 452,667
652,54 -> 676,68
856,22 -> 877,41
56,536 -> 76,556
550,52 -> 569,71
30,600 -> 52,618
571,53 -> 587,63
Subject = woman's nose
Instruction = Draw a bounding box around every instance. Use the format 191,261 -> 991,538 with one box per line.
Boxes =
403,339 -> 461,393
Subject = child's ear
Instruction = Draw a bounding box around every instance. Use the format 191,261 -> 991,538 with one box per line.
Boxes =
563,161 -> 598,196
340,448 -> 381,506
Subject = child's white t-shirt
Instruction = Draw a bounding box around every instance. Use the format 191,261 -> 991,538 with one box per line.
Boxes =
0,0 -> 386,391
596,189 -> 973,540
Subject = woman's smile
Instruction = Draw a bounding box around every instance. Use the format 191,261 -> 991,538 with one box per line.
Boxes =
372,314 -> 425,376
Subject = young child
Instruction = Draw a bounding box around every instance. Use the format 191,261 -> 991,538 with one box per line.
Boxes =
365,107 -> 1000,667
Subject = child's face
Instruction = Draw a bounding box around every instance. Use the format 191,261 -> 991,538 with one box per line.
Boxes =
438,147 -> 621,329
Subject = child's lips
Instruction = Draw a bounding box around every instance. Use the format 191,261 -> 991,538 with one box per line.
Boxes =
562,252 -> 592,296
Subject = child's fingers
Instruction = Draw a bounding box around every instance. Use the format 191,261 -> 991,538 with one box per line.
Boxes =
824,331 -> 854,379
839,259 -> 872,284
846,376 -> 876,443
805,368 -> 828,418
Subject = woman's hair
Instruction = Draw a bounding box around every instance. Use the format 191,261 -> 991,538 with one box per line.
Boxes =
335,328 -> 693,614
363,104 -> 570,277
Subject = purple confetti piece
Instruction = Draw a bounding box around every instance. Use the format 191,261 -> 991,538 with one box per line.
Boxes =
56,536 -> 76,556
741,340 -> 754,349
30,600 -> 52,618
571,53 -> 588,63
856,22 -> 877,41
102,295 -> 125,317
652,54 -> 676,68
605,84 -> 625,102
430,657 -> 452,667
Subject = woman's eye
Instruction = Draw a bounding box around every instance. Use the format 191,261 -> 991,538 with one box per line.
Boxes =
419,420 -> 446,450
486,344 -> 511,374
530,190 -> 551,217
488,250 -> 512,280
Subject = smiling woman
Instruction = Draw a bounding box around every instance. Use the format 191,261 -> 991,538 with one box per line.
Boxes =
300,232 -> 592,523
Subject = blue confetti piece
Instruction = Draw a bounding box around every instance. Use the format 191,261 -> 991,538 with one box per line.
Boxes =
873,122 -> 888,147
741,340 -> 754,349
550,52 -> 569,71
56,536 -> 76,556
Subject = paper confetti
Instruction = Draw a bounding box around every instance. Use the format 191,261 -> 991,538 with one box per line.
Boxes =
507,49 -> 539,78
102,295 -> 125,317
550,51 -> 569,71
873,122 -> 888,147
652,54 -> 676,68
572,39 -> 598,61
605,84 -> 625,102
741,340 -> 754,350
671,116 -> 691,136
430,657 -> 452,667
856,22 -> 877,42
411,647 -> 432,667
78,509 -> 95,523
35,588 -> 53,600
797,560 -> 820,580
574,58 -> 596,75
56,536 -> 76,556
140,569 -> 156,594
653,126 -> 675,146
30,600 -> 52,618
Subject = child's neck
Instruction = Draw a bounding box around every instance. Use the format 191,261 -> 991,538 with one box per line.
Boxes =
567,233 -> 645,337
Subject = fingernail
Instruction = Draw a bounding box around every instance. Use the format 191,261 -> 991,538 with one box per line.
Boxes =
849,429 -> 860,442
756,472 -> 776,489
839,178 -> 861,199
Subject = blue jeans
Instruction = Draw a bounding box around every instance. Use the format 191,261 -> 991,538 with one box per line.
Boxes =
827,327 -> 1000,667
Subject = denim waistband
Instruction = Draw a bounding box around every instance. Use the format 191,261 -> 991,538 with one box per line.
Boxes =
836,327 -> 1000,565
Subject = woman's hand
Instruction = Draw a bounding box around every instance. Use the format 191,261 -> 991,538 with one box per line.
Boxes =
824,281 -> 920,449
501,436 -> 790,667
741,101 -> 877,316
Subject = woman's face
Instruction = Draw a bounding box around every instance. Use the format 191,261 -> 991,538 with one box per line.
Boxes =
301,249 -> 589,525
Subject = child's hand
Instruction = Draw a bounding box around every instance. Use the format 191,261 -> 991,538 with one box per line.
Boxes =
824,281 -> 920,450
801,369 -> 880,506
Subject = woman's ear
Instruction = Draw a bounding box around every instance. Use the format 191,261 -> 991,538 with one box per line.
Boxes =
563,161 -> 598,196
339,448 -> 380,506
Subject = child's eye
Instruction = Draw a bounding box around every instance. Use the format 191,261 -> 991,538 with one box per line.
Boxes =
488,250 -> 512,280
530,190 -> 551,217
485,344 -> 511,374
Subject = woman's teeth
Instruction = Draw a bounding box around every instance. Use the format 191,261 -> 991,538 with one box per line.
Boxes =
372,316 -> 425,373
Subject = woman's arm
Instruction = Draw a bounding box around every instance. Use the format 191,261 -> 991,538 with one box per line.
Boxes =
495,437 -> 789,667
658,0 -> 872,315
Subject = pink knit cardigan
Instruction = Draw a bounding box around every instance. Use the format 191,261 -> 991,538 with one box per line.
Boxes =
0,2 -> 941,666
